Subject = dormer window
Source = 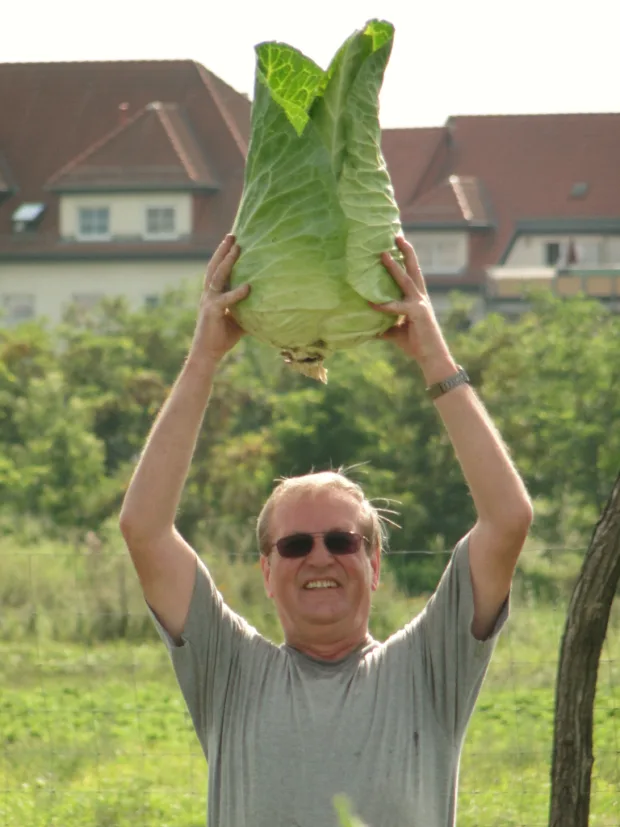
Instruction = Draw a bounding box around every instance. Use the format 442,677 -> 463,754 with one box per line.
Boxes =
78,207 -> 110,240
12,202 -> 46,233
570,182 -> 589,199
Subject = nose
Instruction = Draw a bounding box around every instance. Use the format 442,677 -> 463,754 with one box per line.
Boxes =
307,535 -> 334,565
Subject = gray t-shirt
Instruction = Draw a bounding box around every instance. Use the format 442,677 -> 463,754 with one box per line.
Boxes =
150,536 -> 508,827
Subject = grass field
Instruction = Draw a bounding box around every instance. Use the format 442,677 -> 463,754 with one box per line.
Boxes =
1,530 -> 619,826
1,599 -> 618,826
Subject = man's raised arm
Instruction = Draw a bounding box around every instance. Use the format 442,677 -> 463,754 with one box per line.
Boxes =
373,236 -> 533,640
119,236 -> 249,641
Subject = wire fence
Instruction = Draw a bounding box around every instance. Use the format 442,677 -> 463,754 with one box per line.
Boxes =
0,543 -> 618,826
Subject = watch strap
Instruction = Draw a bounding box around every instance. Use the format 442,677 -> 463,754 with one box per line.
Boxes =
426,365 -> 470,400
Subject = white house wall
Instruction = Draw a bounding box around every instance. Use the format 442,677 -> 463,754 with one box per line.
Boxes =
59,193 -> 193,239
506,234 -> 620,267
607,237 -> 620,261
0,259 -> 205,326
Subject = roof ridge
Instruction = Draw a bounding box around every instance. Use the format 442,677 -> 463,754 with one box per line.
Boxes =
449,175 -> 473,222
46,104 -> 151,186
407,127 -> 449,204
152,103 -> 200,182
383,126 -> 444,134
194,63 -> 247,156
448,111 -> 620,120
0,59 -> 196,68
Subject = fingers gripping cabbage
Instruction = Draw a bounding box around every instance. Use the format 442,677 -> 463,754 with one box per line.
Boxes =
230,20 -> 403,382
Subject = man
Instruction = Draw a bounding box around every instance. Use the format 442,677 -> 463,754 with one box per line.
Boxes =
119,234 -> 533,826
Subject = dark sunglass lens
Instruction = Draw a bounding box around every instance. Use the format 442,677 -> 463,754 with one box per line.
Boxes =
324,532 -> 360,555
277,534 -> 314,558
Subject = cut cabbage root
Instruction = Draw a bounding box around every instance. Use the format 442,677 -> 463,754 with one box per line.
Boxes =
281,351 -> 328,383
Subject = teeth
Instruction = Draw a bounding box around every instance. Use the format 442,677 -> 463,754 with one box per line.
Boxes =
304,580 -> 338,589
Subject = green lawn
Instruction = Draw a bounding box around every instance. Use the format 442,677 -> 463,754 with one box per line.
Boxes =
1,601 -> 618,826
0,643 -> 204,827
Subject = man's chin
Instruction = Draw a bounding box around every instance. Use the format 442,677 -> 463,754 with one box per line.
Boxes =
299,605 -> 348,625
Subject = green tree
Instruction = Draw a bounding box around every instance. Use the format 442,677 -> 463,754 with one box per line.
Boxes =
2,287 -> 617,594
458,293 -> 620,545
2,371 -> 111,527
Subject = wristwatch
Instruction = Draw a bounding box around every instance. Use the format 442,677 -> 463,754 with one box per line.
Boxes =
426,365 -> 470,400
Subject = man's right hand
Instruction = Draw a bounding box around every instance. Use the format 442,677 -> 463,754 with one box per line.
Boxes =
189,234 -> 250,364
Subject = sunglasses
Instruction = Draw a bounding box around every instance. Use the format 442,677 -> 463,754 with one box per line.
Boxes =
272,531 -> 366,559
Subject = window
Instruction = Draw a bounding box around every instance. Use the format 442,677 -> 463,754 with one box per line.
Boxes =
2,294 -> 35,325
144,294 -> 160,309
433,237 -> 461,269
411,236 -> 463,273
545,242 -> 560,265
548,239 -> 603,267
71,293 -> 104,311
78,207 -> 110,239
145,207 -> 176,238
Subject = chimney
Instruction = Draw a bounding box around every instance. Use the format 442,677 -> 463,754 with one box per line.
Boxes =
118,102 -> 130,126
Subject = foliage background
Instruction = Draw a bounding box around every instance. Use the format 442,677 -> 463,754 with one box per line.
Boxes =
2,287 -> 618,591
1,287 -> 619,825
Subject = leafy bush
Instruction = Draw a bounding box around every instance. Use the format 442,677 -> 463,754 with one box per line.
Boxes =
1,290 -> 618,596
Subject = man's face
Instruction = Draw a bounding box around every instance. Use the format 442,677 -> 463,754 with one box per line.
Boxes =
260,488 -> 380,650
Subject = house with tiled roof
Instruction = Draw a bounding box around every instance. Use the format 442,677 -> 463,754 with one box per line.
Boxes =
0,60 -> 249,325
382,114 -> 620,315
1,58 -> 619,327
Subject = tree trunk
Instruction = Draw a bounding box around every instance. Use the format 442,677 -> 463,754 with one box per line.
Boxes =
549,472 -> 620,827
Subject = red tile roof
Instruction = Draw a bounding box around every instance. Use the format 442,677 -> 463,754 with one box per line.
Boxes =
0,152 -> 15,194
400,175 -> 492,226
383,113 -> 620,282
447,113 -> 620,269
1,59 -> 618,288
47,102 -> 218,191
381,127 -> 445,209
0,60 -> 250,256
197,66 -> 250,157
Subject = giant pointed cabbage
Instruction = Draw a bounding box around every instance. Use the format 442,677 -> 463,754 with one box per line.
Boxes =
230,20 -> 403,381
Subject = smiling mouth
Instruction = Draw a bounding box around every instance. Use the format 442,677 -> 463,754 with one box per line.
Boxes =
303,580 -> 339,590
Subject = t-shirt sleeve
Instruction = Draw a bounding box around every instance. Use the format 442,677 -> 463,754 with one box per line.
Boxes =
407,534 -> 509,745
147,555 -> 260,754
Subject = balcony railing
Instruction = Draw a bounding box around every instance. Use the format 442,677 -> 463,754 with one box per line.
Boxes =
486,265 -> 620,301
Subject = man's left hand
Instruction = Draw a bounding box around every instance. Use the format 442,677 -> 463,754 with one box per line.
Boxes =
371,236 -> 458,383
